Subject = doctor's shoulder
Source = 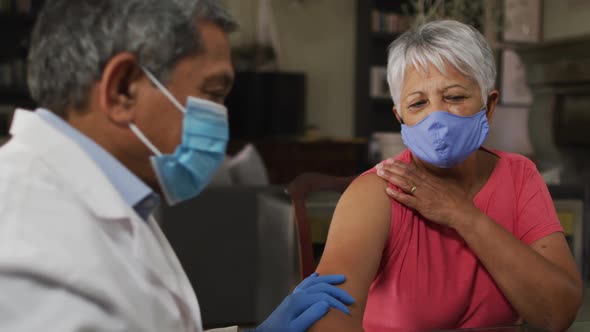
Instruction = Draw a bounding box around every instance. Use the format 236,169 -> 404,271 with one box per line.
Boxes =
0,138 -> 95,247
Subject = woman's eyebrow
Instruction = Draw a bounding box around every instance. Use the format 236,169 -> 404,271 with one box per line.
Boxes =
442,84 -> 468,91
405,90 -> 423,99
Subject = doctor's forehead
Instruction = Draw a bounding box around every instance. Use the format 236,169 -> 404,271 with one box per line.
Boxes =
182,21 -> 234,86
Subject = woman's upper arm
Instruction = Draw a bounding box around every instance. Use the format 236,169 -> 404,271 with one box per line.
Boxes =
310,173 -> 392,332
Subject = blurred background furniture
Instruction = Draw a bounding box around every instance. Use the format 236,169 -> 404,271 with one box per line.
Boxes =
158,142 -> 306,328
161,187 -> 281,329
161,143 -> 281,329
286,173 -> 355,279
225,71 -> 305,140
0,2 -> 43,143
548,185 -> 590,285
516,36 -> 590,184
355,0 -> 410,137
161,170 -> 354,328
228,139 -> 367,185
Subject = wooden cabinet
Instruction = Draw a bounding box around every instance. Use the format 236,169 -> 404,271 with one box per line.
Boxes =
228,139 -> 368,185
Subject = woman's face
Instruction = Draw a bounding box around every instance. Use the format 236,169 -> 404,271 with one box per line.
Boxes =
395,62 -> 496,126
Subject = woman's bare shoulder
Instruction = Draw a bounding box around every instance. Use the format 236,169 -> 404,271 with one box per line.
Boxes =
346,172 -> 390,200
310,173 -> 392,331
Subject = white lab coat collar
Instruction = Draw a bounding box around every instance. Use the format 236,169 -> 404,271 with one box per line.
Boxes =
10,109 -> 130,221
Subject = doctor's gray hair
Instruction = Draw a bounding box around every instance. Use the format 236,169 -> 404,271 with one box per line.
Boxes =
27,0 -> 237,116
386,20 -> 496,114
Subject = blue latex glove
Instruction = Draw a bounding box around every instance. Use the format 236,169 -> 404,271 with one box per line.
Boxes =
249,273 -> 355,332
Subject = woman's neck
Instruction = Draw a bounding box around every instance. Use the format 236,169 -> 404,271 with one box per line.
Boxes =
412,149 -> 498,197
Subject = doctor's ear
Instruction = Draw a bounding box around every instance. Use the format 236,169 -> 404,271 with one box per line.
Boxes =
98,52 -> 144,125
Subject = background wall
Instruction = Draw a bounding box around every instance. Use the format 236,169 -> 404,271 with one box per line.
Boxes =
543,0 -> 590,41
485,106 -> 534,156
488,0 -> 590,156
221,0 -> 357,138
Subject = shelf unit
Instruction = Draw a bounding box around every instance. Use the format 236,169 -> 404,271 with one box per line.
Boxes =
0,12 -> 36,26
354,0 -> 411,138
0,87 -> 31,103
0,2 -> 43,138
0,11 -> 37,102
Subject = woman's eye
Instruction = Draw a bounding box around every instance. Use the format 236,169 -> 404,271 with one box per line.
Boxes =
409,100 -> 426,108
446,95 -> 466,102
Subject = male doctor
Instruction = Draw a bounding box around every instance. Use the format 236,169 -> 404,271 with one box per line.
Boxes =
0,0 -> 354,331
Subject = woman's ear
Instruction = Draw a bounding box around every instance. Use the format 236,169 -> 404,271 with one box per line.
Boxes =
393,106 -> 404,125
98,52 -> 144,126
485,90 -> 500,124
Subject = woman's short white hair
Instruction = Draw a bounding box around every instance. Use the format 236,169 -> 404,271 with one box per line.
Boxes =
387,20 -> 496,113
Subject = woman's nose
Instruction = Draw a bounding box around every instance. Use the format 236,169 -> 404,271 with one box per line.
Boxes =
424,100 -> 448,115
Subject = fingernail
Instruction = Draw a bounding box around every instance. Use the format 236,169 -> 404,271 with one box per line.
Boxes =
386,188 -> 395,195
384,159 -> 394,165
377,169 -> 384,176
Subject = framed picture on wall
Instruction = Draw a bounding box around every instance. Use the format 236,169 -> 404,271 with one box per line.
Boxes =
503,0 -> 543,43
500,48 -> 533,105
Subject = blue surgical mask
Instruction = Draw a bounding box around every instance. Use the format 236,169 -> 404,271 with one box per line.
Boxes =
129,67 -> 229,206
401,108 -> 489,168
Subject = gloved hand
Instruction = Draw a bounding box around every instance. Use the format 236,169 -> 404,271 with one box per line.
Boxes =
249,273 -> 355,332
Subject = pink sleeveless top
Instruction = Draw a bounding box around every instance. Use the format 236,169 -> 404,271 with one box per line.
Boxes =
362,149 -> 563,331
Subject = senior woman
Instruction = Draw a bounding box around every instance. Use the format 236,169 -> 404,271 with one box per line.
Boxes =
309,20 -> 582,332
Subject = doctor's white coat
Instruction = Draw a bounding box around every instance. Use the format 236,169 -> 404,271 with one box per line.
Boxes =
0,110 -> 237,332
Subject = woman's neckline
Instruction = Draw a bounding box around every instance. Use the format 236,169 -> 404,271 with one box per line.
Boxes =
472,147 -> 503,203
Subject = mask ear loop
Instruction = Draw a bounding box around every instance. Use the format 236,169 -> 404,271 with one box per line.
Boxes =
129,123 -> 163,157
140,66 -> 186,114
129,66 -> 186,157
